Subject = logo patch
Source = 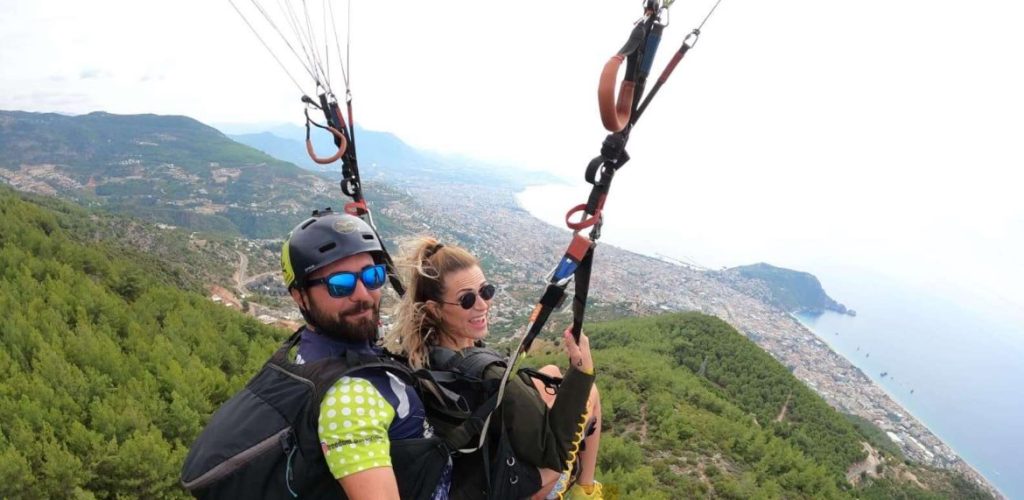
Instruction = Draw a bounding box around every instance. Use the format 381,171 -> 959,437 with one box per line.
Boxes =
334,218 -> 358,234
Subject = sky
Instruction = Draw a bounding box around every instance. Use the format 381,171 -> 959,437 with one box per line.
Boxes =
2,0 -> 1022,325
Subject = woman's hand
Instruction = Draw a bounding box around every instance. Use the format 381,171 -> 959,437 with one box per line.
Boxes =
563,327 -> 594,374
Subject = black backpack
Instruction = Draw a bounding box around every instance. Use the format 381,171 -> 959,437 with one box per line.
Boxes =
180,331 -> 450,499
417,346 -> 549,500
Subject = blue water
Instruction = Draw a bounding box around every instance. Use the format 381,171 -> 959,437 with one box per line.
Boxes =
795,271 -> 1024,499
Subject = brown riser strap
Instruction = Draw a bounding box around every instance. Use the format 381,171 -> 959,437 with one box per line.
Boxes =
305,124 -> 347,164
598,55 -> 635,132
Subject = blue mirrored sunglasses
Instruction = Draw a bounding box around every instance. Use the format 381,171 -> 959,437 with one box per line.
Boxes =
306,264 -> 387,298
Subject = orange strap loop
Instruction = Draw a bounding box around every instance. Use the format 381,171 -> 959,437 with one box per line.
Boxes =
305,123 -> 347,165
598,55 -> 636,133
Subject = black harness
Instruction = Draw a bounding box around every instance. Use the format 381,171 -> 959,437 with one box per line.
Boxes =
181,331 -> 448,499
417,346 -> 545,500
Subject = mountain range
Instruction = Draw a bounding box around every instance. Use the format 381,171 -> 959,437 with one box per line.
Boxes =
222,121 -> 563,189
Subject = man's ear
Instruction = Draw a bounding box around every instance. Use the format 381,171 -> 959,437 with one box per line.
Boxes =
290,287 -> 308,309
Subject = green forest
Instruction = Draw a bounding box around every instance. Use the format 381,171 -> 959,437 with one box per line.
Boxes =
0,187 -> 989,499
0,188 -> 283,498
527,315 -> 991,499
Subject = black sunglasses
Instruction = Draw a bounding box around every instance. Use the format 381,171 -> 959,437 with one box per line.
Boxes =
305,264 -> 387,298
441,283 -> 496,310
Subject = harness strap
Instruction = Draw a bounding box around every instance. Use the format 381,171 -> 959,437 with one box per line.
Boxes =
635,30 -> 695,121
518,367 -> 563,395
428,347 -> 461,372
422,370 -> 473,412
458,350 -> 508,379
269,327 -> 305,365
268,333 -> 419,409
570,247 -> 595,341
429,346 -> 508,378
455,0 -> 723,455
447,393 -> 501,451
598,8 -> 664,132
523,0 -> 716,348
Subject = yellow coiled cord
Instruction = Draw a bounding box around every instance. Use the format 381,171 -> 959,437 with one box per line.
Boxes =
555,403 -> 592,500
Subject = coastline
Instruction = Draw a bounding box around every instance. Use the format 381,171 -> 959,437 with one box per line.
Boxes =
512,187 -> 1005,498
791,314 -> 1005,499
690,287 -> 1004,499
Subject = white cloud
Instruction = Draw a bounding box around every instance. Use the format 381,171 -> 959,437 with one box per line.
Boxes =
79,68 -> 113,80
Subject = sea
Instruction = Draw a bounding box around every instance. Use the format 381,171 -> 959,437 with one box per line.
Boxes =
794,272 -> 1024,499
516,183 -> 1024,499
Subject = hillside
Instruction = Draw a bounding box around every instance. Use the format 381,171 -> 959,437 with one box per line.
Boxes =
526,314 -> 990,499
0,110 -> 345,238
0,188 -> 988,499
0,110 -> 577,337
0,187 -> 283,499
721,262 -> 854,316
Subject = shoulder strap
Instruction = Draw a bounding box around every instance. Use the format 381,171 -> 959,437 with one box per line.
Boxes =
442,392 -> 501,451
428,346 -> 462,372
457,348 -> 507,379
268,336 -> 416,407
268,327 -> 305,366
429,346 -> 507,379
316,352 -> 417,404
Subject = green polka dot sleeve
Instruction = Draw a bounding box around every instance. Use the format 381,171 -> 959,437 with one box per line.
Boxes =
318,376 -> 396,479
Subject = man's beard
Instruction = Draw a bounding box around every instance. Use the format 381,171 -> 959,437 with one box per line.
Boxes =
307,298 -> 380,342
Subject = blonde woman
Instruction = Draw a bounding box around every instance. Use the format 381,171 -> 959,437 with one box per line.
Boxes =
385,237 -> 603,500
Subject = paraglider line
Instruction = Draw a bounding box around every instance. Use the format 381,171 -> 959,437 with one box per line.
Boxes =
228,0 -> 306,94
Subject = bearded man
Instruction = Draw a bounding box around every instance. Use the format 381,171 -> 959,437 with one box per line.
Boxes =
281,209 -> 450,499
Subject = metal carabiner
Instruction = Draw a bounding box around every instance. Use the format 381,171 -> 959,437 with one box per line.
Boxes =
683,28 -> 701,49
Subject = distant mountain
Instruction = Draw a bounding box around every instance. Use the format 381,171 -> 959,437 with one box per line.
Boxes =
227,131 -> 327,173
0,110 -> 353,238
723,262 -> 854,316
1,111 -> 277,172
225,123 -> 563,189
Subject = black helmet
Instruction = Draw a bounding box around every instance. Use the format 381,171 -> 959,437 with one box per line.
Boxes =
281,208 -> 383,289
